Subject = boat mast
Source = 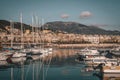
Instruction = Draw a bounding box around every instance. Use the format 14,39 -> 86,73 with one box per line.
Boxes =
42,18 -> 44,48
42,18 -> 45,80
35,16 -> 39,45
32,16 -> 35,45
20,13 -> 23,48
10,20 -> 13,48
34,15 -> 37,45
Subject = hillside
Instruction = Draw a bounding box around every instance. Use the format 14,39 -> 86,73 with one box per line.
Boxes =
0,20 -> 120,35
43,21 -> 120,35
0,20 -> 32,33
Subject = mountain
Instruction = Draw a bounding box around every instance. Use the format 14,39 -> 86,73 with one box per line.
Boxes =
0,20 -> 120,35
43,21 -> 120,35
0,20 -> 10,33
0,20 -> 32,33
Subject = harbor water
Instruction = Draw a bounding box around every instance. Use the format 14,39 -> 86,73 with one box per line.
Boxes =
0,49 -> 118,80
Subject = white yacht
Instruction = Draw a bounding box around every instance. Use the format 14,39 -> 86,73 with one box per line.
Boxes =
30,47 -> 53,55
11,57 -> 26,64
76,48 -> 101,62
85,58 -> 118,66
12,51 -> 26,58
77,48 -> 100,56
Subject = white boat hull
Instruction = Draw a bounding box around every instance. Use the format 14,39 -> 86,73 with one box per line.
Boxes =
102,66 -> 120,73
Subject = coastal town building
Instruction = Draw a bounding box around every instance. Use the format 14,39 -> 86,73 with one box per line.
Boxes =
0,28 -> 120,44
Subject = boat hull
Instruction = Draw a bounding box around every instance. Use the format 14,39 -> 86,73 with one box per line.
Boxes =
102,66 -> 120,73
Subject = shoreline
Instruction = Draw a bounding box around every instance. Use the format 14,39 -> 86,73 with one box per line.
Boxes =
1,43 -> 120,49
52,43 -> 120,48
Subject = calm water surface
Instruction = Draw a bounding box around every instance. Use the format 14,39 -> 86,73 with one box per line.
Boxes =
0,49 -> 117,80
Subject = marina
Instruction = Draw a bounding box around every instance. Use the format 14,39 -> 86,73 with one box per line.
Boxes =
0,47 -> 120,80
0,0 -> 120,80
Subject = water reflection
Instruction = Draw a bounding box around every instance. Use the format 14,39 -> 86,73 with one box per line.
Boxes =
103,73 -> 120,80
0,49 -> 119,80
93,72 -> 120,80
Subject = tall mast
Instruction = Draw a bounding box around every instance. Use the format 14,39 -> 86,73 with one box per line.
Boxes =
34,15 -> 37,45
32,16 -> 35,45
35,15 -> 39,44
42,18 -> 44,47
10,20 -> 13,48
20,13 -> 23,48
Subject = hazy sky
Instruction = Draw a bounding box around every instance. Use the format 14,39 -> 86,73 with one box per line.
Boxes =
0,0 -> 120,31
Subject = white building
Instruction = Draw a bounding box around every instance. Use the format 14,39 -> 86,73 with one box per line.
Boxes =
83,35 -> 99,44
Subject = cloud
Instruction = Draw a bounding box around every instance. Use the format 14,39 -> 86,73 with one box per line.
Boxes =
80,11 -> 92,18
61,14 -> 69,19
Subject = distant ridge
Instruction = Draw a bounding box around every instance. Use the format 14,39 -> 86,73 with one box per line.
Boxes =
43,21 -> 120,35
0,20 -> 32,33
0,20 -> 120,35
0,20 -> 10,33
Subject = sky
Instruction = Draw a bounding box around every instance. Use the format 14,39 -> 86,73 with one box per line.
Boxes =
0,0 -> 120,31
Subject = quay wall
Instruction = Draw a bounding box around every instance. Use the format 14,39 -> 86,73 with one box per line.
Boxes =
52,43 -> 120,48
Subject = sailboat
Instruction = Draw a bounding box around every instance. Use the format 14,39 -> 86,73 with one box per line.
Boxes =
30,16 -> 42,55
11,14 -> 27,63
0,20 -> 14,59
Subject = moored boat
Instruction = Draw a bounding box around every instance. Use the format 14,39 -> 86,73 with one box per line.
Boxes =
0,54 -> 8,61
10,57 -> 26,64
12,51 -> 26,58
103,73 -> 120,80
101,60 -> 120,73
